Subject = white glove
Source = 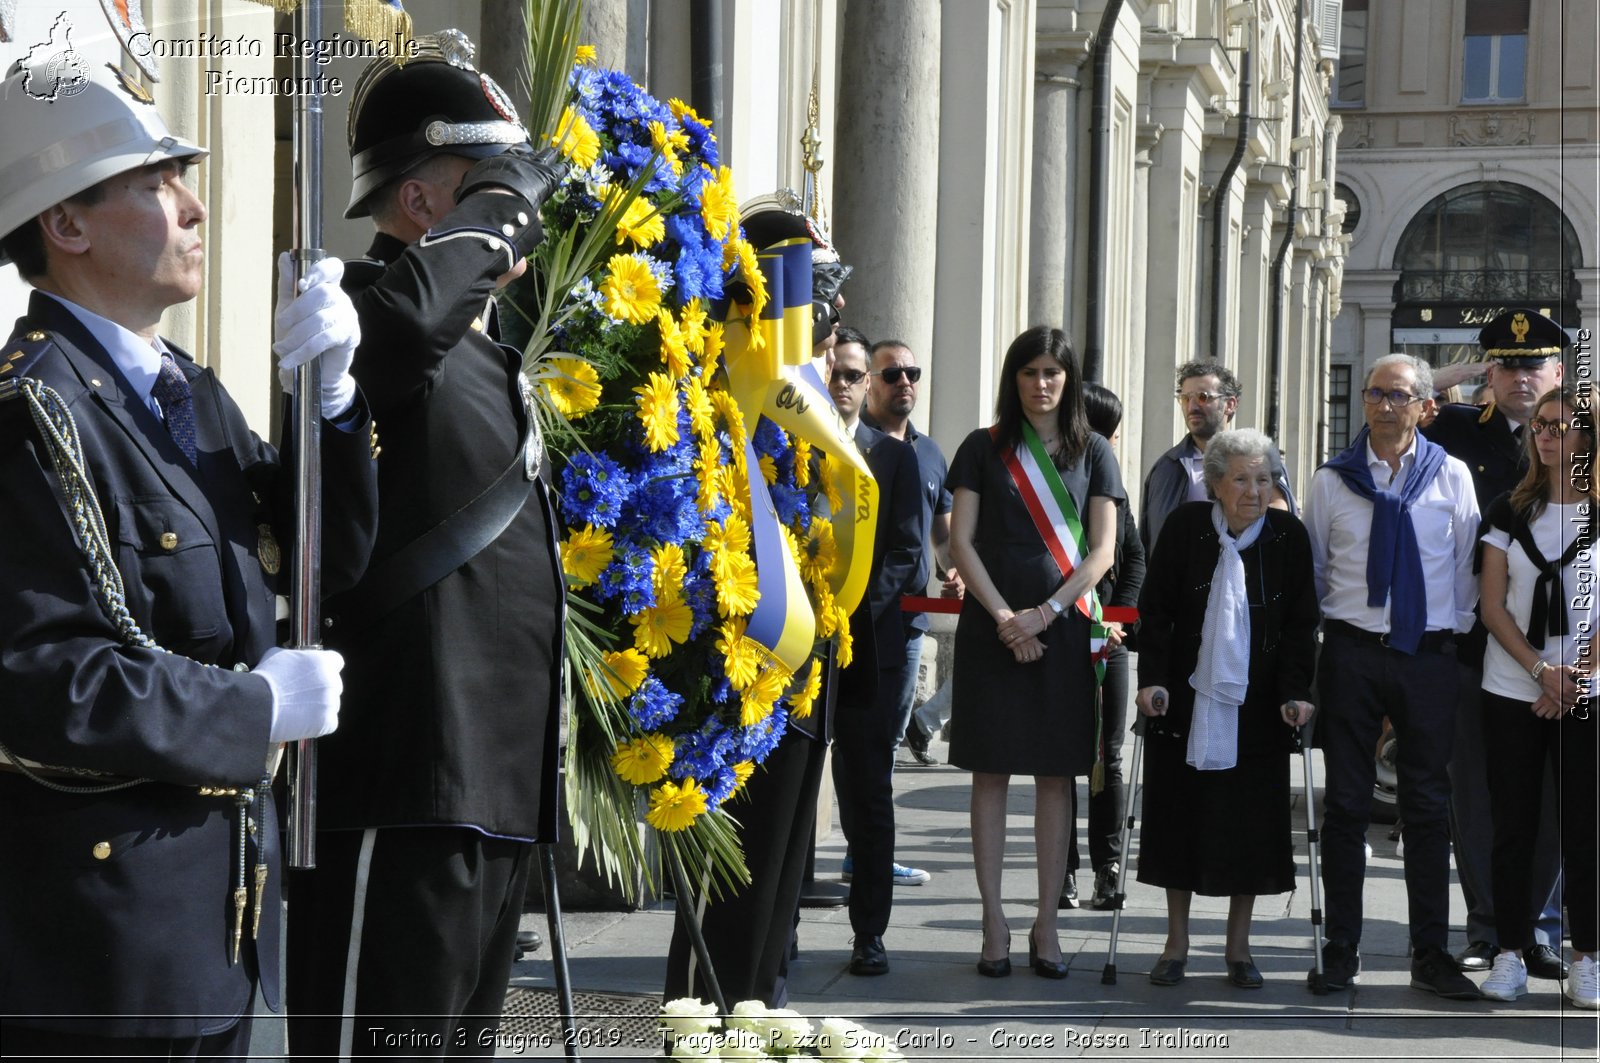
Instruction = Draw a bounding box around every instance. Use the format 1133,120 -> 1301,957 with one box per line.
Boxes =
274,252 -> 359,419
255,645 -> 345,743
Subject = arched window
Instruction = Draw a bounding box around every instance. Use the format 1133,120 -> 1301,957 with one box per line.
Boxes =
1394,183 -> 1581,305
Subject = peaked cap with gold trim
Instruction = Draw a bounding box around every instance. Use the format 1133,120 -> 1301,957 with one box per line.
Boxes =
1478,307 -> 1571,366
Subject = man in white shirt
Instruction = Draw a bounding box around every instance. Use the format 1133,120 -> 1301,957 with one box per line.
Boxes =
1305,353 -> 1483,1000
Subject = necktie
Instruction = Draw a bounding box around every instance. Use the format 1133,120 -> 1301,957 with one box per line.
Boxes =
152,352 -> 198,465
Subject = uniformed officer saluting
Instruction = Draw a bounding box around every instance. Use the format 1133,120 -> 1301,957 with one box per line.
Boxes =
0,62 -> 378,1058
285,31 -> 566,1060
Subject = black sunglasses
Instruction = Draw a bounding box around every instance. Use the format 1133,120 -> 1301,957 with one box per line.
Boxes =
831,368 -> 868,386
872,366 -> 922,385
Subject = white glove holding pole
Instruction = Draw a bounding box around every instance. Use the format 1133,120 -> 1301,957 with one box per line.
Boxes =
256,645 -> 345,742
274,252 -> 359,419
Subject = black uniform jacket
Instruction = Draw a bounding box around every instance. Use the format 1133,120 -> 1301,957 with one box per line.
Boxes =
1136,503 -> 1320,756
0,293 -> 378,1037
320,190 -> 563,841
834,424 -> 926,708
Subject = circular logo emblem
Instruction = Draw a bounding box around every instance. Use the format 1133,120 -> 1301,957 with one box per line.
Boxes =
257,524 -> 282,576
480,72 -> 518,123
46,50 -> 90,98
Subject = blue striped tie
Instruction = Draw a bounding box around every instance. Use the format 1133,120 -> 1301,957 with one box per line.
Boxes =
152,352 -> 197,465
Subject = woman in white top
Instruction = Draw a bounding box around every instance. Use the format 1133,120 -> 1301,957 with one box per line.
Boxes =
1477,382 -> 1599,1008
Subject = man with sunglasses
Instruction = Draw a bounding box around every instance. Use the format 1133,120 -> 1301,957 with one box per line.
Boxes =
862,340 -> 961,767
1422,308 -> 1571,985
1140,360 -> 1294,556
1305,354 -> 1483,999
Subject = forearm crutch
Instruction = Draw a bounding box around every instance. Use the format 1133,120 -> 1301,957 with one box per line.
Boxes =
1297,723 -> 1330,994
538,844 -> 581,1059
1100,715 -> 1147,985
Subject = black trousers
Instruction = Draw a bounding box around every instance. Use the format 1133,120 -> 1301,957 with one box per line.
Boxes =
1069,644 -> 1129,874
1316,629 -> 1458,951
1483,691 -> 1600,953
665,732 -> 828,1008
285,827 -> 532,1058
0,1016 -> 252,1060
832,666 -> 901,938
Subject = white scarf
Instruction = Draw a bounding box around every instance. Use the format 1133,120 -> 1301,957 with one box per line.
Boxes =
1187,503 -> 1265,771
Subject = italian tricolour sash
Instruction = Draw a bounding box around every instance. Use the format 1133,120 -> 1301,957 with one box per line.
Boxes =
998,421 -> 1111,789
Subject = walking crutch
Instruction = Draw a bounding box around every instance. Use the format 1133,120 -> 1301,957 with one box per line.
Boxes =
1100,712 -> 1148,985
1298,722 -> 1330,993
538,844 -> 582,1060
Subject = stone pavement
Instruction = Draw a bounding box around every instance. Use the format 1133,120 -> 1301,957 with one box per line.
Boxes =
506,731 -> 1599,1061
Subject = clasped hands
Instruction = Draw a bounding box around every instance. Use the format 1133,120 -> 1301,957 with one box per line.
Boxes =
995,607 -> 1047,664
1531,660 -> 1591,719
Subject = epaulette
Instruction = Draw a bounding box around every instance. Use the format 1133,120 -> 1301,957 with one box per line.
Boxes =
0,332 -> 55,401
1477,400 -> 1497,424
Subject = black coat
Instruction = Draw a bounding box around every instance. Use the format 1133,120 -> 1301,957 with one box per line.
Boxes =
318,189 -> 563,841
0,294 -> 378,1037
1136,502 -> 1319,756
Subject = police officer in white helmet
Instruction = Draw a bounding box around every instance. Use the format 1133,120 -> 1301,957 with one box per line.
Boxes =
0,57 -> 378,1058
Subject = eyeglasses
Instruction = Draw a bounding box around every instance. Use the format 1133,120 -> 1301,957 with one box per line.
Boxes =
1529,418 -> 1582,438
1175,390 -> 1225,405
872,366 -> 923,385
1360,387 -> 1422,408
831,369 -> 868,386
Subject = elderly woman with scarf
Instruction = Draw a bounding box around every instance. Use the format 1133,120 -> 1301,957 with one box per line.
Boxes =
1135,428 -> 1320,989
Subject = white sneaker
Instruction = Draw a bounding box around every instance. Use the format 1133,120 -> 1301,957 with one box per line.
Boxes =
1567,955 -> 1600,1009
891,862 -> 931,886
1480,951 -> 1528,1002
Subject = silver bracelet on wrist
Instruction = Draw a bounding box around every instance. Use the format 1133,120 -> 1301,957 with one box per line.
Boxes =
1530,659 -> 1550,683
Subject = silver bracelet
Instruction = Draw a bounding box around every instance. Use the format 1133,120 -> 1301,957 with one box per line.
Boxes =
1530,659 -> 1550,683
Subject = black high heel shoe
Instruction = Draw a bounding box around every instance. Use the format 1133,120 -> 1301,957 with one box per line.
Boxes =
977,923 -> 1011,977
1028,929 -> 1069,979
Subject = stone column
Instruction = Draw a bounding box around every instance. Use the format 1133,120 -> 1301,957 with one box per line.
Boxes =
1029,58 -> 1086,331
580,0 -> 649,84
833,2 -> 940,358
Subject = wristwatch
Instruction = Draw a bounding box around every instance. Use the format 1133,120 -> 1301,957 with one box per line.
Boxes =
1044,597 -> 1065,617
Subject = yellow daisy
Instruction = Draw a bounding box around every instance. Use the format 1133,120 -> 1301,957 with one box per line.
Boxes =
740,664 -> 789,727
575,44 -> 598,65
727,759 -> 755,800
757,453 -> 778,486
800,517 -> 837,589
651,542 -> 688,603
657,309 -> 692,380
833,604 -> 854,669
668,97 -> 703,125
562,523 -> 614,587
715,618 -> 763,691
602,253 -> 662,325
633,372 -> 681,452
792,438 -> 812,487
550,106 -> 600,170
815,584 -> 839,637
818,452 -> 844,514
723,237 -> 768,322
589,647 -> 649,698
684,375 -> 716,441
679,298 -> 709,357
721,511 -> 753,556
542,356 -> 602,420
787,658 -> 823,720
615,197 -> 666,248
649,120 -> 689,177
700,165 -> 740,242
712,549 -> 760,618
631,598 -> 693,658
611,733 -> 673,785
700,321 -> 725,375
709,389 -> 747,450
695,436 -> 722,514
646,777 -> 708,832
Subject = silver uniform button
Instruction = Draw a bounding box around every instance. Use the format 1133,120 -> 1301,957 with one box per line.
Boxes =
501,223 -> 516,237
516,211 -> 529,225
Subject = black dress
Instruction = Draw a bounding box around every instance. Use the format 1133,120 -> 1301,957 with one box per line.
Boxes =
1135,502 -> 1319,897
946,428 -> 1124,777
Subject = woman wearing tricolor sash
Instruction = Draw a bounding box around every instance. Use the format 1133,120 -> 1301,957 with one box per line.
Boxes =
947,326 -> 1122,979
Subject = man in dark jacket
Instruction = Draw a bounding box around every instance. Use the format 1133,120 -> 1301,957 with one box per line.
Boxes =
285,32 -> 566,1059
0,61 -> 376,1058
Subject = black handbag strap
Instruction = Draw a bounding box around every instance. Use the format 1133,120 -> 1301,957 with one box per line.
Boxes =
325,450 -> 532,636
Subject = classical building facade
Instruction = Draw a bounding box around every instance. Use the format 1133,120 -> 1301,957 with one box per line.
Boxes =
1329,0 -> 1599,455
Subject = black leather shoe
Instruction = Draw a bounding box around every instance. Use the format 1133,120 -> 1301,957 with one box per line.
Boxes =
1149,957 -> 1186,986
1028,930 -> 1069,979
1410,945 -> 1481,1000
1090,864 -> 1119,910
1057,873 -> 1079,910
1310,939 -> 1360,992
514,929 -> 542,960
1525,943 -> 1570,980
799,879 -> 849,909
1228,959 -> 1264,988
849,935 -> 889,976
1455,940 -> 1496,971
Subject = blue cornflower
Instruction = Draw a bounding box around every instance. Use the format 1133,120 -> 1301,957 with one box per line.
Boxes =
560,452 -> 633,527
628,676 -> 683,730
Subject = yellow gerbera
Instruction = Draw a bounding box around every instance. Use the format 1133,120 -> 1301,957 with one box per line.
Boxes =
740,664 -> 789,726
695,436 -> 722,513
684,375 -> 716,442
561,523 -> 613,587
800,517 -> 837,589
647,777 -> 708,832
700,321 -> 725,375
727,760 -> 755,799
651,542 -> 688,603
712,549 -> 760,618
631,598 -> 693,658
615,197 -> 665,248
833,604 -> 854,669
717,464 -> 748,521
792,438 -> 811,487
715,618 -> 763,691
757,453 -> 778,486
611,733 -> 673,785
649,120 -> 689,177
589,647 -> 649,698
816,585 -> 839,637
575,44 -> 598,65
657,309 -> 692,379
818,452 -> 844,513
709,389 -> 747,450
602,253 -> 662,325
550,106 -> 600,170
668,97 -> 703,125
787,658 -> 823,720
543,356 -> 602,420
633,372 -> 681,452
723,237 -> 768,322
700,165 -> 740,242
679,299 -> 709,357
721,511 -> 753,556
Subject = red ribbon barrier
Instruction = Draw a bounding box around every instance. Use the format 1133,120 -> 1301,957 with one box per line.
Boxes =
899,595 -> 1138,624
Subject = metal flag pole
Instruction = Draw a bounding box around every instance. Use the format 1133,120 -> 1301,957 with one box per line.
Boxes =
286,0 -> 327,870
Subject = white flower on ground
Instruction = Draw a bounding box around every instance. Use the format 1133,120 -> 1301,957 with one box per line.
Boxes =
724,999 -> 772,1038
660,996 -> 722,1040
761,1008 -> 814,1050
815,1017 -> 870,1061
